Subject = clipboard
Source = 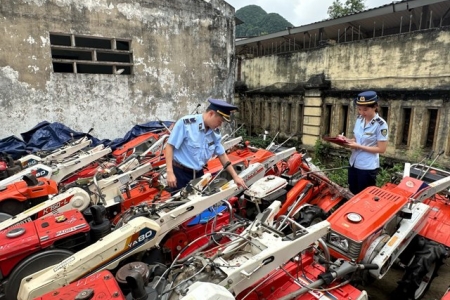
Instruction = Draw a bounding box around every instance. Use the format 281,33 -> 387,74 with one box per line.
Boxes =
322,136 -> 349,146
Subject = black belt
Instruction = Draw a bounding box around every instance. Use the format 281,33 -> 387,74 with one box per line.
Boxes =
173,161 -> 201,173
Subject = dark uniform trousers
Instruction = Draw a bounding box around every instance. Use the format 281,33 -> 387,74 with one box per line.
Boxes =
169,164 -> 204,194
348,166 -> 378,195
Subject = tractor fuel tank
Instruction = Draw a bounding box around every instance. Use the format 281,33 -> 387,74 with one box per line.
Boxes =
328,186 -> 409,243
0,209 -> 90,278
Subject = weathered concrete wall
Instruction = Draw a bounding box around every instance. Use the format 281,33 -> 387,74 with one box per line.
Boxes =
237,29 -> 450,165
242,90 -> 450,165
240,29 -> 450,91
0,0 -> 235,139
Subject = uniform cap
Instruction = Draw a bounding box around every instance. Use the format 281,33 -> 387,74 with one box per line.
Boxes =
355,91 -> 378,105
207,98 -> 238,122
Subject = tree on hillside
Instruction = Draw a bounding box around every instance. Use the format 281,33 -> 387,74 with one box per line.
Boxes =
327,0 -> 366,18
236,5 -> 293,38
259,13 -> 292,34
236,5 -> 267,24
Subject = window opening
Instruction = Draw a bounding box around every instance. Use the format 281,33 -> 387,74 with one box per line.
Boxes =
425,109 -> 438,149
267,102 -> 272,132
50,33 -> 133,75
399,108 -> 412,146
297,104 -> 304,135
380,106 -> 389,121
340,105 -> 349,136
323,104 -> 332,136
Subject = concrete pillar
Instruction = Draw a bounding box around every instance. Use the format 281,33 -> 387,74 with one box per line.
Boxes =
303,89 -> 323,147
269,98 -> 282,135
280,99 -> 290,135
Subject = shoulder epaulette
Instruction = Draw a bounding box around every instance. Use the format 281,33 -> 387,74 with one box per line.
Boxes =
183,117 -> 196,125
375,117 -> 384,125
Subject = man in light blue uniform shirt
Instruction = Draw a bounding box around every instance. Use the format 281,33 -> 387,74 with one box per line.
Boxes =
345,91 -> 388,194
166,99 -> 247,191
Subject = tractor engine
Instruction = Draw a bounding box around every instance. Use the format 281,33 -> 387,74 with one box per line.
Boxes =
163,256 -> 229,298
325,176 -> 431,279
238,175 -> 288,220
35,270 -> 126,300
0,206 -> 111,300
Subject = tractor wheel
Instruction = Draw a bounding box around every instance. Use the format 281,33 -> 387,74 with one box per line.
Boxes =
391,239 -> 446,300
0,199 -> 25,216
5,249 -> 73,300
396,236 -> 426,268
0,212 -> 12,222
297,205 -> 327,227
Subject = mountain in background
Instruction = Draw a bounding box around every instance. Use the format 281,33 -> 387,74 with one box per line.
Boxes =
235,5 -> 293,38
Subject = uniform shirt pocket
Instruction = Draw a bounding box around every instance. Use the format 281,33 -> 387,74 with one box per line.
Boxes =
362,130 -> 377,145
186,139 -> 201,162
200,141 -> 216,163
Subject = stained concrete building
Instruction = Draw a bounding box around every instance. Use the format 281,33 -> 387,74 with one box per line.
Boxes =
235,0 -> 450,165
0,0 -> 236,140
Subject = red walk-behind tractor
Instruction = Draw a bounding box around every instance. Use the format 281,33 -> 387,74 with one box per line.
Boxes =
0,206 -> 113,300
0,175 -> 58,216
323,164 -> 450,300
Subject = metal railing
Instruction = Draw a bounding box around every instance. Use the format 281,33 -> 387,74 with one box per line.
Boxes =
237,12 -> 450,57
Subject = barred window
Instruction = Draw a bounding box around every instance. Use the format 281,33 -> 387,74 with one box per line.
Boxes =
339,105 -> 349,136
398,108 -> 412,147
50,33 -> 133,75
323,104 -> 332,136
424,109 -> 439,149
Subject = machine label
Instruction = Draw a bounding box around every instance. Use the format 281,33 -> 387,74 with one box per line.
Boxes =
55,224 -> 87,237
35,168 -> 49,178
23,159 -> 38,168
40,196 -> 73,216
127,228 -> 156,248
53,256 -> 75,272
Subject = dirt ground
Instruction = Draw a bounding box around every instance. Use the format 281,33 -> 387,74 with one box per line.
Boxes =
363,259 -> 449,300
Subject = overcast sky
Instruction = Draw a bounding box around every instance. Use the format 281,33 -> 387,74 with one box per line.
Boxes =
225,0 -> 395,26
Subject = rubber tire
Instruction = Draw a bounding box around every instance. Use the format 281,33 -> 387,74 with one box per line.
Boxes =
391,239 -> 446,300
396,236 -> 426,268
0,199 -> 25,216
297,205 -> 327,227
5,249 -> 73,300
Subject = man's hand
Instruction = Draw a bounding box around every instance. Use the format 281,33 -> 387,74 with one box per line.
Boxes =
167,171 -> 177,188
233,176 -> 248,189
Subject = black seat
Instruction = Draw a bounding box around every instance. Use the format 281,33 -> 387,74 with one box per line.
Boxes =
22,174 -> 39,187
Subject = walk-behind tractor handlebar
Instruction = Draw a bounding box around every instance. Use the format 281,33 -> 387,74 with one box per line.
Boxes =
277,259 -> 378,300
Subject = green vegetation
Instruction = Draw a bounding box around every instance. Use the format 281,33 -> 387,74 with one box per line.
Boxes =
236,130 -> 404,189
327,0 -> 366,18
313,139 -> 403,188
312,139 -> 349,187
235,5 -> 293,38
236,128 -> 272,149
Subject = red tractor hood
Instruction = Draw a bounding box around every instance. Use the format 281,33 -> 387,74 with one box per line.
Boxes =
328,178 -> 427,242
328,187 -> 408,241
0,209 -> 89,277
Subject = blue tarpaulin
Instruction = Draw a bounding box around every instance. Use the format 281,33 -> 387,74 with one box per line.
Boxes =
0,120 -> 173,159
21,121 -> 104,153
0,136 -> 27,159
107,120 -> 173,150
